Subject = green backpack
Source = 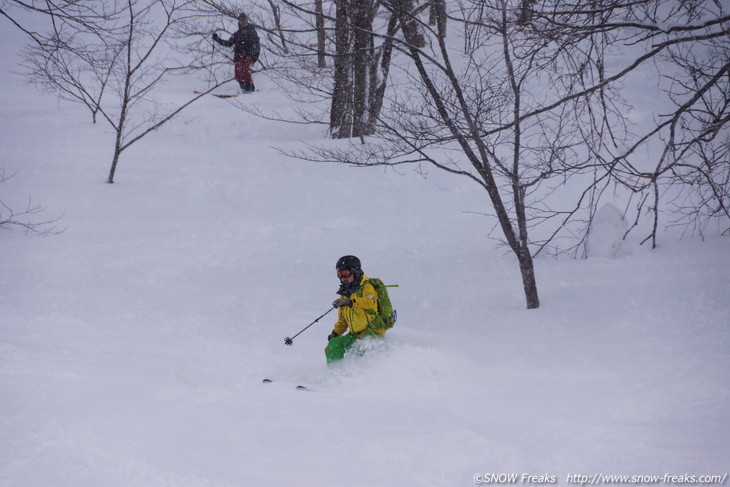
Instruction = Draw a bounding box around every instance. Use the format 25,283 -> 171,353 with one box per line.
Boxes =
362,278 -> 397,330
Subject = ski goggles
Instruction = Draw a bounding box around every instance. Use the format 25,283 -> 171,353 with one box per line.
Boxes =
337,269 -> 353,280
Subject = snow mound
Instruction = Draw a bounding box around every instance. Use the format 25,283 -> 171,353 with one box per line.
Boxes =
586,203 -> 628,258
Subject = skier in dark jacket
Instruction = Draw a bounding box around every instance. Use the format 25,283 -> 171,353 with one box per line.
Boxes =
212,13 -> 260,93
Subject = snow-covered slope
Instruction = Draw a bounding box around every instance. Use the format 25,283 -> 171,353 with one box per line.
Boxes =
1,26 -> 729,487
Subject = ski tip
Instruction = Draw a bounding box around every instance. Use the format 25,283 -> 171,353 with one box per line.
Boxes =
262,379 -> 310,390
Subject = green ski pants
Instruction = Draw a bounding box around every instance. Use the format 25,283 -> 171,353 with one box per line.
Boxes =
325,331 -> 386,363
325,334 -> 358,363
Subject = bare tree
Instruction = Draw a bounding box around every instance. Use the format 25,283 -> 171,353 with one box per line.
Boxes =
588,1 -> 730,245
0,170 -> 63,235
269,0 -> 425,138
331,0 -> 426,138
291,0 -> 729,309
507,1 -> 730,248
3,1 -> 122,124
330,0 -> 385,139
297,1 -> 614,308
1,1 -> 118,38
15,0 -> 232,184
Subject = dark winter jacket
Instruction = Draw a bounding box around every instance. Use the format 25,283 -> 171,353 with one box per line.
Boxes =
213,24 -> 260,62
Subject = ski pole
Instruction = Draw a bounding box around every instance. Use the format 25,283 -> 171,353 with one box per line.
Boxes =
284,306 -> 335,346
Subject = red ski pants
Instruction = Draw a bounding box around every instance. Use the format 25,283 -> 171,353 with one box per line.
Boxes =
234,56 -> 253,84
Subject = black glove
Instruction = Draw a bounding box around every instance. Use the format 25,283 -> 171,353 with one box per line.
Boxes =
332,297 -> 352,308
328,331 -> 339,341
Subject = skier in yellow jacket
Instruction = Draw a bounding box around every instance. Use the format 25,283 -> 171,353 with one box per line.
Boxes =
325,255 -> 387,362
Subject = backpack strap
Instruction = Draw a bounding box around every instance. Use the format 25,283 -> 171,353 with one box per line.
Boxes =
357,279 -> 385,330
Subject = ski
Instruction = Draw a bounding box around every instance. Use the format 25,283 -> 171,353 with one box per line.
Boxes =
262,378 -> 310,391
193,90 -> 238,99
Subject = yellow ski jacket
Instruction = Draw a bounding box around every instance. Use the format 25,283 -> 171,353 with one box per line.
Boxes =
333,273 -> 386,338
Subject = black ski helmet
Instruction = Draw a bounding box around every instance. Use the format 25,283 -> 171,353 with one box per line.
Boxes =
336,255 -> 361,272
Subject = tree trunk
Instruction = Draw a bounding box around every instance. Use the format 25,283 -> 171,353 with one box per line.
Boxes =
517,246 -> 540,309
271,2 -> 289,54
315,0 -> 326,68
330,0 -> 381,139
107,146 -> 121,184
490,184 -> 541,309
395,0 -> 425,47
330,0 -> 353,138
107,104 -> 126,184
363,15 -> 397,135
429,0 -> 446,38
351,0 -> 371,137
